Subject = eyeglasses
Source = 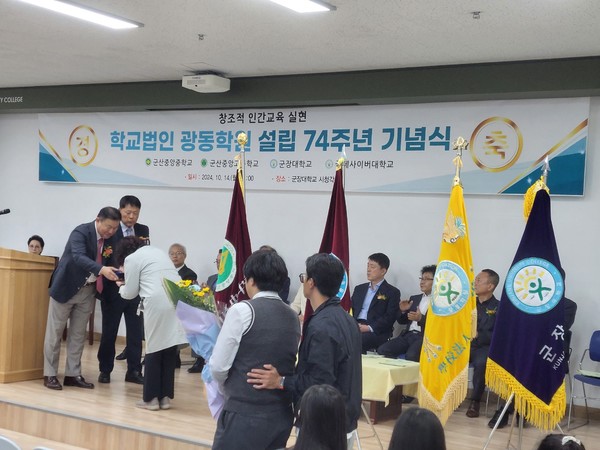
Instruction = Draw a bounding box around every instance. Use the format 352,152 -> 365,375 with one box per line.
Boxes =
169,251 -> 184,256
299,273 -> 307,283
419,277 -> 434,281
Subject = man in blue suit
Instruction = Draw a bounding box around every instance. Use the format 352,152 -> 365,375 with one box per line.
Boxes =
43,207 -> 121,390
351,253 -> 401,353
98,195 -> 149,384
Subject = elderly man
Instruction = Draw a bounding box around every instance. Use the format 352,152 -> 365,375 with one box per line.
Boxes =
43,207 -> 121,390
169,243 -> 198,282
466,269 -> 500,418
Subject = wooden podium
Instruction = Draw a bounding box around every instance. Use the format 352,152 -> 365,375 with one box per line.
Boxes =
0,248 -> 55,383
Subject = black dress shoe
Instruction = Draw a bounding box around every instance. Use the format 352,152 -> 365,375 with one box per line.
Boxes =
44,376 -> 63,390
125,370 -> 144,384
466,400 -> 480,418
401,395 -> 415,404
488,409 -> 510,428
115,349 -> 127,360
64,375 -> 95,389
98,372 -> 111,383
187,358 -> 204,373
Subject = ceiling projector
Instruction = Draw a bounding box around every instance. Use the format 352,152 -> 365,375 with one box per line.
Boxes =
182,74 -> 231,93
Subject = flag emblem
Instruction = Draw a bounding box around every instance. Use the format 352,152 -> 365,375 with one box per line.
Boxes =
330,252 -> 348,299
505,258 -> 564,314
432,260 -> 470,316
216,239 -> 236,292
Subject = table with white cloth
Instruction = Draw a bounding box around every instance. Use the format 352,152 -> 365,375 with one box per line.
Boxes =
361,355 -> 420,423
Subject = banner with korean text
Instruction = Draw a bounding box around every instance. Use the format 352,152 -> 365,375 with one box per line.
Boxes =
38,98 -> 588,195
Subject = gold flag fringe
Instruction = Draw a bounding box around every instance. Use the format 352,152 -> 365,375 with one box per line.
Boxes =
418,365 -> 469,426
486,359 -> 565,431
523,177 -> 549,219
471,308 -> 477,340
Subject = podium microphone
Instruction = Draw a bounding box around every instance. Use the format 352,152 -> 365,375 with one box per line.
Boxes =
0,209 -> 11,215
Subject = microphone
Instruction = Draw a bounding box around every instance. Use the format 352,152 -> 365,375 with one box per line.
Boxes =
0,209 -> 10,215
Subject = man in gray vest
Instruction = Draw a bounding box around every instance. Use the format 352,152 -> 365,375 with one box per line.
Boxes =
210,249 -> 301,450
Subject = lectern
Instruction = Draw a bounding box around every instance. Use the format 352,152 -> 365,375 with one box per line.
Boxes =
0,248 -> 55,382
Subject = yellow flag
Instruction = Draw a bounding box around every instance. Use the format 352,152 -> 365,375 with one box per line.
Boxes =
418,183 -> 476,425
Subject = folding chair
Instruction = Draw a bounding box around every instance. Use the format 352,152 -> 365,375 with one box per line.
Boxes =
567,330 -> 600,430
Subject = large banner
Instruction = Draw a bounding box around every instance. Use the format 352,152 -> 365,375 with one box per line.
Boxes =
38,98 -> 588,195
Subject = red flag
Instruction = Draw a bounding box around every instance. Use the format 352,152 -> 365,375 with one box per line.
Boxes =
305,162 -> 350,320
215,166 -> 252,312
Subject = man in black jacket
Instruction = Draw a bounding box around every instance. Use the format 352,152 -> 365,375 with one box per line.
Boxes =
248,253 -> 362,447
466,269 -> 500,418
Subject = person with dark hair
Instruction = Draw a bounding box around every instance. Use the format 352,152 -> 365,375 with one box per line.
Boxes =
536,434 -> 585,450
378,264 -> 437,362
466,269 -> 500,418
351,252 -> 401,353
42,207 -> 121,391
248,253 -> 362,449
388,407 -> 446,450
28,234 -> 45,255
98,195 -> 149,385
115,236 -> 187,411
259,244 -> 291,303
210,249 -> 301,450
293,384 -> 347,450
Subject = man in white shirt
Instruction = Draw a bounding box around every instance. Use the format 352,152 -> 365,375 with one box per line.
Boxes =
210,250 -> 300,450
377,264 -> 436,361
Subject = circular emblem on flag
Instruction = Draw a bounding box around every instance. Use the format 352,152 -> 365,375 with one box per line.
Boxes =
505,257 -> 563,315
432,260 -> 470,316
215,240 -> 236,292
330,253 -> 348,299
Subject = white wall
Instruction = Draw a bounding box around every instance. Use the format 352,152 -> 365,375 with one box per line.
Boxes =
1,101 -> 599,404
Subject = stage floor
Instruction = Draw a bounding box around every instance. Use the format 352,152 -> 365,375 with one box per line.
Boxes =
0,341 -> 598,450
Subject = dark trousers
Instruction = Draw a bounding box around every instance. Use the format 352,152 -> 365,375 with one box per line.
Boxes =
97,289 -> 142,374
361,331 -> 390,353
143,345 -> 177,402
212,408 -> 293,450
377,331 -> 423,361
469,344 -> 489,402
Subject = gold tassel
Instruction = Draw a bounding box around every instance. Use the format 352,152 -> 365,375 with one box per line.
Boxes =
486,359 -> 565,431
418,366 -> 469,426
523,177 -> 549,219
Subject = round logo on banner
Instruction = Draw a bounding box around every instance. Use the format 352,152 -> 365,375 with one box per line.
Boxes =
469,117 -> 523,173
330,253 -> 348,299
68,125 -> 98,167
505,257 -> 563,315
215,240 -> 236,292
432,260 -> 470,316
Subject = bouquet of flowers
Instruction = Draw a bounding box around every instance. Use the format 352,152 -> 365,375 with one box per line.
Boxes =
162,278 -> 224,418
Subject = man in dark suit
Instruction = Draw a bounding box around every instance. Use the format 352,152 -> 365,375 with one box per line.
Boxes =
98,195 -> 148,384
43,207 -> 121,390
351,253 -> 401,353
377,264 -> 436,362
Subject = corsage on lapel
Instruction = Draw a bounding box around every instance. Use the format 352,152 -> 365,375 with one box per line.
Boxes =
102,246 -> 113,258
486,307 -> 497,316
377,293 -> 387,301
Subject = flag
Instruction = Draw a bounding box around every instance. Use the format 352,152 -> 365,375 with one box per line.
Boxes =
486,188 -> 566,431
215,162 -> 252,311
418,182 -> 476,425
304,159 -> 350,320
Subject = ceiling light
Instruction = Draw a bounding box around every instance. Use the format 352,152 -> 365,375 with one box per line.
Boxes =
18,0 -> 143,29
269,0 -> 336,13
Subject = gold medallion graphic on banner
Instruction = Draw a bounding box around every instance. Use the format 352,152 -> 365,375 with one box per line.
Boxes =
68,125 -> 98,167
469,117 -> 523,172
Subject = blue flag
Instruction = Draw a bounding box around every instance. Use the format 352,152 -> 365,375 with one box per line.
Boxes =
486,189 -> 566,430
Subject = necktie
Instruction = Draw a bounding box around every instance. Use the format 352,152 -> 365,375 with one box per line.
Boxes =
126,227 -> 133,237
96,238 -> 104,293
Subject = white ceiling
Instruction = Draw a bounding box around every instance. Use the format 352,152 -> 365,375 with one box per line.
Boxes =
1,0 -> 599,89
